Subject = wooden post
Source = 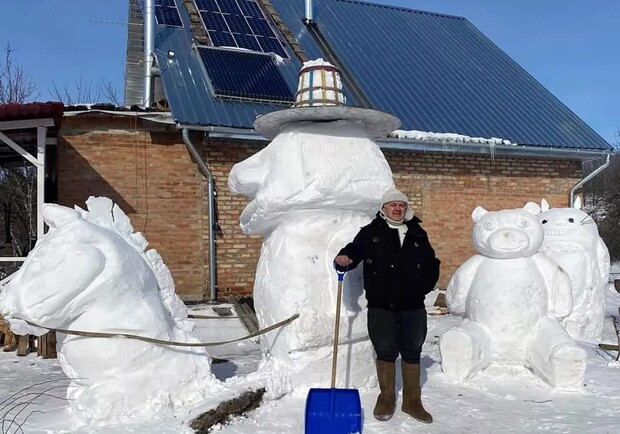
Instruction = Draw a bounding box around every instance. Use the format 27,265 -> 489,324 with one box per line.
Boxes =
16,335 -> 35,356
0,315 -> 17,352
37,332 -> 57,359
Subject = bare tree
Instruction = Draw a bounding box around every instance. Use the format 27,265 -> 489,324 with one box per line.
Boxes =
0,43 -> 38,277
49,77 -> 101,105
101,79 -> 122,106
0,43 -> 38,103
583,150 -> 620,262
50,78 -> 122,106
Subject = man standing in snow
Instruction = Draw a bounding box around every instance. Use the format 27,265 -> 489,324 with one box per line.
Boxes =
334,188 -> 440,424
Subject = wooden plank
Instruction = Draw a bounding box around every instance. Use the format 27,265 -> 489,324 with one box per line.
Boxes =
227,296 -> 259,335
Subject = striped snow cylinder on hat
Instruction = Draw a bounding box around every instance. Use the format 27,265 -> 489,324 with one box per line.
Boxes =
295,58 -> 346,107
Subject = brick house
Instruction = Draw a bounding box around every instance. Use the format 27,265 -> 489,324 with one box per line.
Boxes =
56,0 -> 613,302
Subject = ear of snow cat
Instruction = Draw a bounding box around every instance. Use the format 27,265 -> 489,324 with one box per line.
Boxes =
523,202 -> 541,215
573,196 -> 583,210
471,206 -> 488,223
540,198 -> 550,212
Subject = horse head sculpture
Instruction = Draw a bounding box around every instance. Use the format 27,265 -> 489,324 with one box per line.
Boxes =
0,197 -> 218,423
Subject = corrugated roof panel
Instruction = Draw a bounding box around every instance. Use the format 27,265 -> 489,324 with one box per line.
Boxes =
150,0 -> 611,150
271,0 -> 611,150
153,19 -> 300,128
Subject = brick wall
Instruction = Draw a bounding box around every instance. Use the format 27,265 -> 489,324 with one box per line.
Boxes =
58,117 -> 209,301
58,117 -> 581,299
385,151 -> 581,287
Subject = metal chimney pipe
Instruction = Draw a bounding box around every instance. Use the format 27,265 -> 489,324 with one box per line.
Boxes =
143,0 -> 155,107
305,0 -> 314,23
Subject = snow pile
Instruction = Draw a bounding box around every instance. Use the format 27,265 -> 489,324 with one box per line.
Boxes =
390,129 -> 515,145
440,203 -> 587,388
537,198 -> 610,340
229,120 -> 394,390
0,197 -> 222,424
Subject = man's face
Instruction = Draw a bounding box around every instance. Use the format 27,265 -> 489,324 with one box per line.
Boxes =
382,201 -> 407,221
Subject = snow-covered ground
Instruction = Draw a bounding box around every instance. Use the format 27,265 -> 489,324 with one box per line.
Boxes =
1,288 -> 619,434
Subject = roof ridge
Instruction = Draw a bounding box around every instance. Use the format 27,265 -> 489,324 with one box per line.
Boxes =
334,0 -> 467,21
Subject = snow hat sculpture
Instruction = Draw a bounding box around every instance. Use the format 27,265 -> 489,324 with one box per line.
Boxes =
537,197 -> 610,340
440,203 -> 587,389
228,59 -> 398,390
253,58 -> 400,139
0,197 -> 220,423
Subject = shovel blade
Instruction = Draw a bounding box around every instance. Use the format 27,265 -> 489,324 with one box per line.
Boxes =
305,388 -> 362,434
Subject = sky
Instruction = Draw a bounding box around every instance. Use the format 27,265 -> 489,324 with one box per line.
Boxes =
0,0 -> 618,145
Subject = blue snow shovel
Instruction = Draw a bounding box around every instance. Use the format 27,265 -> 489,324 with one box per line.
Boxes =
304,267 -> 362,434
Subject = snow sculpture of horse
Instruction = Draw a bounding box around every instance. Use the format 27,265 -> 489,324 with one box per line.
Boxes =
537,197 -> 610,340
0,197 -> 221,423
440,203 -> 587,389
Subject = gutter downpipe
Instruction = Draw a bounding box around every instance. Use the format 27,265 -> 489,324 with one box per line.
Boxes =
569,153 -> 611,207
143,0 -> 155,107
182,128 -> 217,302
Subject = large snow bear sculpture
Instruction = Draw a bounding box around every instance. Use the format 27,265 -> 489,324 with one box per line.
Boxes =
537,198 -> 610,340
229,121 -> 394,389
0,197 -> 220,423
440,203 -> 587,388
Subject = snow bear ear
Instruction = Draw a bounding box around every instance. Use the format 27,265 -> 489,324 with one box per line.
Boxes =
573,196 -> 583,210
541,198 -> 550,212
471,206 -> 488,222
524,202 -> 541,215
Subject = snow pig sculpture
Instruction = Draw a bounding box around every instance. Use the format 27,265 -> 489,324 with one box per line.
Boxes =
537,198 -> 610,340
440,203 -> 587,388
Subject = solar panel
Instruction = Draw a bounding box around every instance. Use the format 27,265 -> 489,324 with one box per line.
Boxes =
154,0 -> 183,27
194,0 -> 288,58
155,0 -> 177,6
198,47 -> 293,102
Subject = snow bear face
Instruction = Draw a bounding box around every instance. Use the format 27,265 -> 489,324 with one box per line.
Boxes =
471,204 -> 543,259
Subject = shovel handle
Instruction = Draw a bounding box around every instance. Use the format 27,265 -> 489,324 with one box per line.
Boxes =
331,271 -> 345,388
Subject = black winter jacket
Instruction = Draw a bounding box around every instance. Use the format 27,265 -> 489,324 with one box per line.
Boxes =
338,213 -> 440,310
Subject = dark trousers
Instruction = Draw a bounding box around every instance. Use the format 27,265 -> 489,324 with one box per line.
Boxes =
367,307 -> 428,364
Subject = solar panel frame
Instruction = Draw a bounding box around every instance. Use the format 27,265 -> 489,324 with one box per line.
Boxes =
218,0 -> 242,15
238,0 -> 263,18
233,33 -> 261,51
201,11 -> 228,31
195,0 -> 219,11
209,31 -> 236,47
154,5 -> 184,27
197,47 -> 293,102
256,36 -> 287,58
247,18 -> 274,37
194,0 -> 288,58
155,0 -> 177,7
225,14 -> 252,34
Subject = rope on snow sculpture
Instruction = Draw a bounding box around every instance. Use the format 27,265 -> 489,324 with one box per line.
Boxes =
16,313 -> 299,348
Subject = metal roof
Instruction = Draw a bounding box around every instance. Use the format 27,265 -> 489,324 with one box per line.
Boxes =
152,0 -> 612,151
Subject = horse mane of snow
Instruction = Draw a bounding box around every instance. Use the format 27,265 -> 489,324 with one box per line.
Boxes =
76,196 -> 188,321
